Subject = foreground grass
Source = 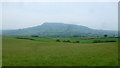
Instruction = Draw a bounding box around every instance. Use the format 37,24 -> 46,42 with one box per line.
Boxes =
2,37 -> 118,66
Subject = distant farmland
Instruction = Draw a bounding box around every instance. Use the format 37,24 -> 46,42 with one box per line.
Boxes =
2,37 -> 118,66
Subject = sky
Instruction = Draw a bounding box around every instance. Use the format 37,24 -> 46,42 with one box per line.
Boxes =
1,2 -> 118,30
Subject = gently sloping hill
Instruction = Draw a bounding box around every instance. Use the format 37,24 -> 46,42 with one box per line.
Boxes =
2,23 -> 118,37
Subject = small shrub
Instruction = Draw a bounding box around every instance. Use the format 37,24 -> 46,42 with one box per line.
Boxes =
29,39 -> 34,40
16,37 -> 28,39
56,39 -> 60,42
16,37 -> 35,40
66,40 -> 71,42
31,35 -> 39,37
93,40 -> 103,43
105,40 -> 116,42
62,40 -> 71,43
76,41 -> 80,43
93,40 -> 116,43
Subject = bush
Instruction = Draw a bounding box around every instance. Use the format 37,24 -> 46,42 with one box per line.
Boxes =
93,40 -> 103,43
66,40 -> 70,42
76,41 -> 80,43
93,40 -> 116,43
56,39 -> 60,42
16,37 -> 28,39
105,40 -> 116,42
29,39 -> 34,40
62,40 -> 71,42
31,35 -> 39,37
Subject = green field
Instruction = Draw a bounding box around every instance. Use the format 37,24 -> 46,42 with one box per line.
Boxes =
2,37 -> 118,66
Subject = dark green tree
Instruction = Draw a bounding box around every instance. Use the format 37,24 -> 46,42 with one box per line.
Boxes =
56,39 -> 60,42
104,34 -> 108,38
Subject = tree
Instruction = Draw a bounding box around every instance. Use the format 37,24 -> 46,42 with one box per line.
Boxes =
56,39 -> 60,42
76,41 -> 80,43
31,35 -> 39,37
104,34 -> 108,38
62,40 -> 71,43
73,35 -> 79,37
66,40 -> 70,42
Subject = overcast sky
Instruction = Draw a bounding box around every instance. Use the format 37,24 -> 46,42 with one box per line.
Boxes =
2,2 -> 118,30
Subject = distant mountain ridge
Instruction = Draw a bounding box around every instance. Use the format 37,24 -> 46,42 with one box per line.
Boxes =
2,23 -> 118,37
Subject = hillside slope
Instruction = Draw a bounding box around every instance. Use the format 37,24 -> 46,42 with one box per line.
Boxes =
2,23 -> 118,37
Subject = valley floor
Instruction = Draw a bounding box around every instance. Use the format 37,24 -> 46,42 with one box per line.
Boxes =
2,37 -> 118,66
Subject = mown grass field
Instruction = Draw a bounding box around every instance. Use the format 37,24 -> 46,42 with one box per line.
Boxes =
2,37 -> 118,66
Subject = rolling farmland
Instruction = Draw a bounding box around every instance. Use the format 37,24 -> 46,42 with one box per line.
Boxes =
2,37 -> 118,66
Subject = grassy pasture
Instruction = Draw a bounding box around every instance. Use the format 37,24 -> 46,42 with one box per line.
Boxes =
2,37 -> 118,66
16,37 -> 118,43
